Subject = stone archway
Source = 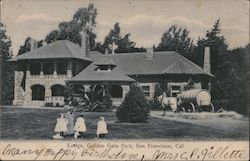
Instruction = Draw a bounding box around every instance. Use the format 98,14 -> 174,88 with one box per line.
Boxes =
51,84 -> 65,96
31,84 -> 45,101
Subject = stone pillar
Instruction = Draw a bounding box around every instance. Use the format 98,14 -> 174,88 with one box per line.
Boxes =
122,85 -> 130,100
67,61 -> 73,78
45,86 -> 52,104
24,82 -> 31,104
13,67 -> 25,105
149,83 -> 156,98
26,63 -> 30,78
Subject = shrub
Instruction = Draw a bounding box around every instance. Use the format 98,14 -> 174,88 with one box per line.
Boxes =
116,84 -> 150,123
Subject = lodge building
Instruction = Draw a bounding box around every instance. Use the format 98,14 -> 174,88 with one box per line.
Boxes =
10,32 -> 213,107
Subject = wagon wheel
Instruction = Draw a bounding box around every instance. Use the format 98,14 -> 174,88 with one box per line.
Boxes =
190,103 -> 196,113
184,103 -> 195,113
178,106 -> 185,112
210,103 -> 215,112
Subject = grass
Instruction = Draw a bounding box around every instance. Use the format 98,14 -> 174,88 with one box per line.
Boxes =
0,106 -> 248,140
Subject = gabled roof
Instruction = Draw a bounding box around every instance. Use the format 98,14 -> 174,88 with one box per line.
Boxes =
10,40 -> 93,62
70,51 -> 213,82
90,51 -> 213,76
71,68 -> 135,82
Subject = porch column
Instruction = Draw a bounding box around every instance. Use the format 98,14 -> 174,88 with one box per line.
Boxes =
122,85 -> 130,100
67,61 -> 73,78
45,86 -> 52,104
26,63 -> 30,78
208,82 -> 211,92
53,62 -> 57,78
40,63 -> 44,77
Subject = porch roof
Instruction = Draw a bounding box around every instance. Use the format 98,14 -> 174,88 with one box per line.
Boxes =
70,70 -> 135,82
9,40 -> 94,62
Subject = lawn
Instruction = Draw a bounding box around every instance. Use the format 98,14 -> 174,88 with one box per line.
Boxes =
0,106 -> 248,140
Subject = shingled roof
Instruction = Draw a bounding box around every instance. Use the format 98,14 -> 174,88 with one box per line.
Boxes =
70,51 -> 213,82
10,40 -> 93,62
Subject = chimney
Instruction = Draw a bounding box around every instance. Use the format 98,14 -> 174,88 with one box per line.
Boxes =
29,38 -> 37,51
145,47 -> 154,60
80,30 -> 90,57
203,47 -> 211,74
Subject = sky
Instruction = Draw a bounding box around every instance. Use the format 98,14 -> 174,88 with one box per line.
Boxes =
1,0 -> 249,56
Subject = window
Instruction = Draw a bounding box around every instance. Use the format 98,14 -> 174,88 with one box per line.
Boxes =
57,62 -> 67,74
31,84 -> 45,100
141,85 -> 150,97
51,85 -> 65,96
95,65 -> 112,72
111,85 -> 123,98
43,63 -> 54,74
168,82 -> 187,97
171,85 -> 181,90
30,63 -> 40,75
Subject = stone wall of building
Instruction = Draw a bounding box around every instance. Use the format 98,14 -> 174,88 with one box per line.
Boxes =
24,75 -> 67,105
13,69 -> 25,105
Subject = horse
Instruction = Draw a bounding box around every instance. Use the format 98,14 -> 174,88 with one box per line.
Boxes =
157,95 -> 177,116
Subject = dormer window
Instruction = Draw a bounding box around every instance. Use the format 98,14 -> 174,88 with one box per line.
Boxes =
94,58 -> 116,72
96,65 -> 113,72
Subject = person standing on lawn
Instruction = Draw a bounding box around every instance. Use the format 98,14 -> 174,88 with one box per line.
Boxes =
53,113 -> 68,139
63,101 -> 75,135
65,110 -> 74,135
74,114 -> 87,139
96,116 -> 108,138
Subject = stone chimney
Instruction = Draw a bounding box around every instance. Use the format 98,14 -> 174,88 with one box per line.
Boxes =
80,30 -> 90,57
29,38 -> 37,51
203,47 -> 211,74
145,47 -> 154,60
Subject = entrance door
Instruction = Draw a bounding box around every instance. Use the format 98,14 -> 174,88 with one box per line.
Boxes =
31,85 -> 45,100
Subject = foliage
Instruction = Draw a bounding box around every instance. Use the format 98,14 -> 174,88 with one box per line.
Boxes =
45,4 -> 97,49
157,25 -> 195,59
194,19 -> 228,74
211,44 -> 249,116
17,4 -> 97,54
96,22 -> 145,53
17,37 -> 43,55
101,83 -> 113,110
116,84 -> 150,122
64,82 -> 113,111
0,23 -> 14,105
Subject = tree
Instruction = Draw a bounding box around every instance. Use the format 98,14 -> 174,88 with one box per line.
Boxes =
194,19 -> 228,74
157,25 -> 194,58
17,37 -> 43,55
211,44 -> 249,115
0,23 -> 14,105
45,4 -> 97,50
100,22 -> 144,53
116,84 -> 150,123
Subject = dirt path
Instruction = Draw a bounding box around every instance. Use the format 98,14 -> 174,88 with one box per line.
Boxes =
150,111 -> 249,138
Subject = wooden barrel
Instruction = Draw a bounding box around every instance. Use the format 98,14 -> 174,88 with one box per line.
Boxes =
179,89 -> 211,106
